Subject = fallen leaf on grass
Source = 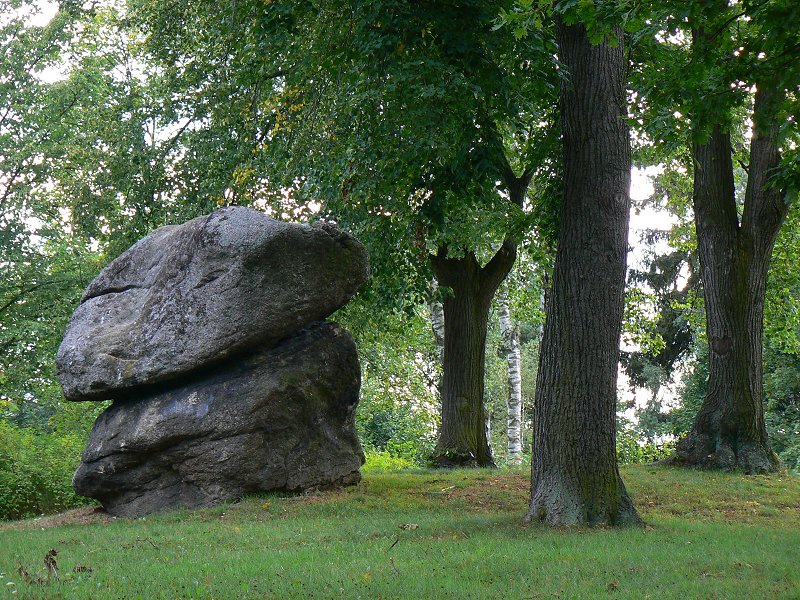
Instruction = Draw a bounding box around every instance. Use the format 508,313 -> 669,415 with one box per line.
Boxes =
44,549 -> 58,581
17,566 -> 37,585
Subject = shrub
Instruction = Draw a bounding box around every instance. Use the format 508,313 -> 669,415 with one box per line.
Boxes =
0,422 -> 90,520
362,450 -> 416,472
617,428 -> 676,465
357,400 -> 437,466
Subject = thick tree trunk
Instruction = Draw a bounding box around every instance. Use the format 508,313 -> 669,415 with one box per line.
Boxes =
498,291 -> 523,463
674,89 -> 786,474
430,242 -> 516,467
527,18 -> 640,526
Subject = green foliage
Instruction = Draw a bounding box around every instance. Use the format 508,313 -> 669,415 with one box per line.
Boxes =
357,398 -> 437,466
766,205 -> 800,356
361,450 -> 416,472
0,422 -> 89,520
764,351 -> 800,473
1,1 -> 207,433
497,249 -> 550,333
653,348 -> 706,439
231,0 -> 561,309
0,2 -> 99,428
338,302 -> 439,465
501,0 -> 628,47
762,212 -> 800,472
616,427 -> 675,465
622,287 -> 666,357
0,238 -> 100,429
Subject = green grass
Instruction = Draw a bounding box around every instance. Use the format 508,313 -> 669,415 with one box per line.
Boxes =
1,465 -> 798,599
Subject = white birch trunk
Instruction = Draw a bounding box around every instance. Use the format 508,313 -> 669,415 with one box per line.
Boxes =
429,298 -> 445,365
485,405 -> 492,447
498,291 -> 523,462
539,272 -> 549,342
428,282 -> 445,398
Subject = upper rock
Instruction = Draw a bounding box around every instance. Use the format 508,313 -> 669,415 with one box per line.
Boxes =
56,207 -> 369,400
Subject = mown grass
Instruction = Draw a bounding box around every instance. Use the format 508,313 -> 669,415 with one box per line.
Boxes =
1,465 -> 798,599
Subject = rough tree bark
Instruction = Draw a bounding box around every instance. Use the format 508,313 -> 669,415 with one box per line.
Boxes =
526,18 -> 640,526
498,291 -> 523,463
673,86 -> 786,474
428,157 -> 532,468
429,241 -> 516,467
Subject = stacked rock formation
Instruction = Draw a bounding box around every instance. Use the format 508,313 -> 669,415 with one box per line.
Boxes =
57,207 -> 369,517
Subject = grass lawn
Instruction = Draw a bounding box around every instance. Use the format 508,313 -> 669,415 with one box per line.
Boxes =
1,465 -> 798,599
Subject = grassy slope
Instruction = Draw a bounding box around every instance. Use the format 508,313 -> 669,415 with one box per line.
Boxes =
0,465 -> 798,599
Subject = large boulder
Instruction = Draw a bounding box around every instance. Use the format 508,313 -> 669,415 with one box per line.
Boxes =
56,207 -> 369,401
72,322 -> 364,517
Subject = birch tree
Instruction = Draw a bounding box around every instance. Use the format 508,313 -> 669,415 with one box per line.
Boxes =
497,291 -> 523,463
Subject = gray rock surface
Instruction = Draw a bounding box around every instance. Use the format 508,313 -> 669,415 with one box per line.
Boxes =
72,322 -> 364,517
56,207 -> 369,401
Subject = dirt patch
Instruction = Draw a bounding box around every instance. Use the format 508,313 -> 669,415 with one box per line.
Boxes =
0,506 -> 114,531
435,474 -> 529,512
278,488 -> 353,505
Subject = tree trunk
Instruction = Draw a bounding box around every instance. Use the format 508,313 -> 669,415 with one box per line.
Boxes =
498,291 -> 523,463
527,18 -> 640,526
674,88 -> 786,474
430,242 -> 516,467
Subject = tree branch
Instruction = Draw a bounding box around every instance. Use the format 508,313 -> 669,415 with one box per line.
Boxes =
480,236 -> 517,298
0,278 -> 76,315
741,85 -> 789,245
509,166 -> 534,207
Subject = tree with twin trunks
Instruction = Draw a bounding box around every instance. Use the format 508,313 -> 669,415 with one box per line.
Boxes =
632,0 -> 800,473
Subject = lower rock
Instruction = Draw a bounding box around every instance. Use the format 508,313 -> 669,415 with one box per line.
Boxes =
73,322 -> 364,517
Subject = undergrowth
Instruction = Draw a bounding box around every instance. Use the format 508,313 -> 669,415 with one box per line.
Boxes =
0,423 -> 88,520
